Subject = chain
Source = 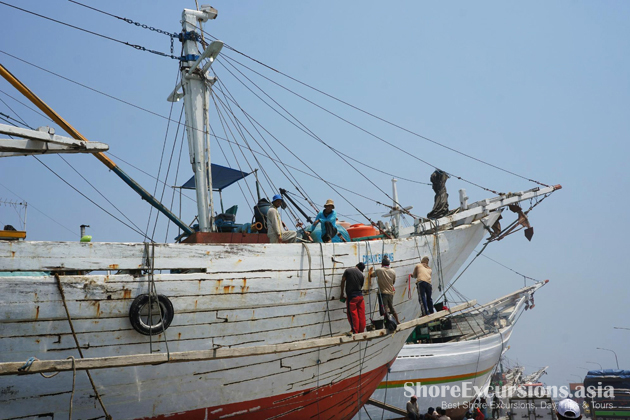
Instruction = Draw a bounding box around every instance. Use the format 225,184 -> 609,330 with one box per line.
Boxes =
128,43 -> 180,60
122,18 -> 178,39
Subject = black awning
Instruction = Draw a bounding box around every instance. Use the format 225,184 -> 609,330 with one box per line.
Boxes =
180,164 -> 250,192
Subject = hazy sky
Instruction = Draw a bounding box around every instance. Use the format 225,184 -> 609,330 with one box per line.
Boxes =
0,1 -> 628,388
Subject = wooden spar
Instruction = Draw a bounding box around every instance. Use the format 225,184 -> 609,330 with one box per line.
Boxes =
0,123 -> 109,157
457,281 -> 546,316
0,63 -> 193,234
0,300 -> 475,376
0,63 -> 115,169
366,399 -> 407,417
413,184 -> 562,234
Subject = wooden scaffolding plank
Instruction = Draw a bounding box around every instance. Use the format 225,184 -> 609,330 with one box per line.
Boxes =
0,300 -> 475,376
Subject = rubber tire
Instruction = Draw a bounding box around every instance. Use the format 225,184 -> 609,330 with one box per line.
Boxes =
129,294 -> 174,336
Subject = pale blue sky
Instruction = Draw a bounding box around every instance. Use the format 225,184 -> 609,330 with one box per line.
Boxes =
0,1 -> 628,388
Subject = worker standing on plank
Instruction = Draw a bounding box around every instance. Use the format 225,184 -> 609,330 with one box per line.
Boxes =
368,255 -> 400,323
413,256 -> 434,315
340,262 -> 366,334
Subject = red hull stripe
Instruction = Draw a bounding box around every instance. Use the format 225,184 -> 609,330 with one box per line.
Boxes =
142,362 -> 391,420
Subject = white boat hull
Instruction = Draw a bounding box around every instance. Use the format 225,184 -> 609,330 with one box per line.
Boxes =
361,325 -> 513,420
0,217 -> 496,419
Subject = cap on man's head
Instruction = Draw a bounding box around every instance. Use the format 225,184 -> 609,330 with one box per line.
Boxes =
324,199 -> 335,208
382,255 -> 390,266
356,262 -> 366,271
272,194 -> 283,202
421,256 -> 429,264
557,399 -> 581,419
411,395 -> 417,400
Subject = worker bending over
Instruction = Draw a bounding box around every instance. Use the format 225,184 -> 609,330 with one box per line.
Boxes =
310,199 -> 338,243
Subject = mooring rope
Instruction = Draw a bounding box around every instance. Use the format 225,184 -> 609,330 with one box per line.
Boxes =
53,273 -> 112,420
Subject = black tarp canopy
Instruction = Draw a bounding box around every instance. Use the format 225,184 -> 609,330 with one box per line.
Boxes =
180,164 -> 250,192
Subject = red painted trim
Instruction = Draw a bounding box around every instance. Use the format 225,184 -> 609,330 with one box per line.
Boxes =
183,232 -> 269,244
143,361 -> 391,420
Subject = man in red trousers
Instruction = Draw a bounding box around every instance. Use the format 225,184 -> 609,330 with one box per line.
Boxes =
340,262 -> 366,334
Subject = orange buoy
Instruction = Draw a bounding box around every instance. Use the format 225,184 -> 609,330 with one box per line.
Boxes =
346,223 -> 379,240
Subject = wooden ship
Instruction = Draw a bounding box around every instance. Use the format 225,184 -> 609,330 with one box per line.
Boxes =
0,6 -> 561,420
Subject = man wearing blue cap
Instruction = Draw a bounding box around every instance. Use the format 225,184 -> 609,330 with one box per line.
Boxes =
267,194 -> 297,243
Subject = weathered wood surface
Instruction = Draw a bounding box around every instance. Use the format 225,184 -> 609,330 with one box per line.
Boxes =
0,218 -> 487,272
1,334 -> 399,419
0,221 -> 489,418
0,301 -> 474,376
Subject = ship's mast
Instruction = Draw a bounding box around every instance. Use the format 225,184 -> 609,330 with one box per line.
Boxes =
391,178 -> 400,234
180,7 -> 217,232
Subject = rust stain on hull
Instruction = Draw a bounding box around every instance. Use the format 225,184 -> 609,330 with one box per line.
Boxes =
35,306 -> 39,320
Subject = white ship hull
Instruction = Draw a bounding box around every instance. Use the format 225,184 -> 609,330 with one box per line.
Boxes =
361,325 -> 513,420
0,217 -> 494,419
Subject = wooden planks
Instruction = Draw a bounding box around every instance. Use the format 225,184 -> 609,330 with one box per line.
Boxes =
0,301 -> 474,376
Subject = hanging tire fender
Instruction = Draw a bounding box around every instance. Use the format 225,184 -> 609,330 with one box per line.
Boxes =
128,294 -> 174,336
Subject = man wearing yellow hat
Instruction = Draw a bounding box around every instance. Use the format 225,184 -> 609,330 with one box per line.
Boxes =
310,199 -> 338,243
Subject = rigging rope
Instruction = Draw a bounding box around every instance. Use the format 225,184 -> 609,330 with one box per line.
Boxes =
0,96 -> 32,127
318,243 -> 334,337
220,54 -> 502,195
199,28 -> 550,188
146,71 -> 183,240
144,243 -> 171,359
217,57 -> 427,210
211,76 -> 319,209
33,156 -> 154,241
58,155 -> 145,235
209,91 -> 259,204
0,181 -> 75,235
165,129 -> 186,242
53,274 -> 112,420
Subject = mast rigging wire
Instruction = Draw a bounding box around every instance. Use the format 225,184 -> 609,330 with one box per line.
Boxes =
0,2 -> 180,60
210,77 -> 313,208
58,155 -> 145,235
33,156 -> 154,241
209,92 -> 258,205
17,0 -> 548,190
212,76 -> 320,210
216,57 -> 430,209
150,104 -> 187,240
0,49 -> 431,191
0,97 -> 32,128
201,29 -> 550,188
0,182 -> 75,235
211,82 -> 320,219
219,54 -> 501,195
205,105 -> 258,209
145,71 -> 183,240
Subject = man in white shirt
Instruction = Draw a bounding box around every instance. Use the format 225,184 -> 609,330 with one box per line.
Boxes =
266,194 -> 297,243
